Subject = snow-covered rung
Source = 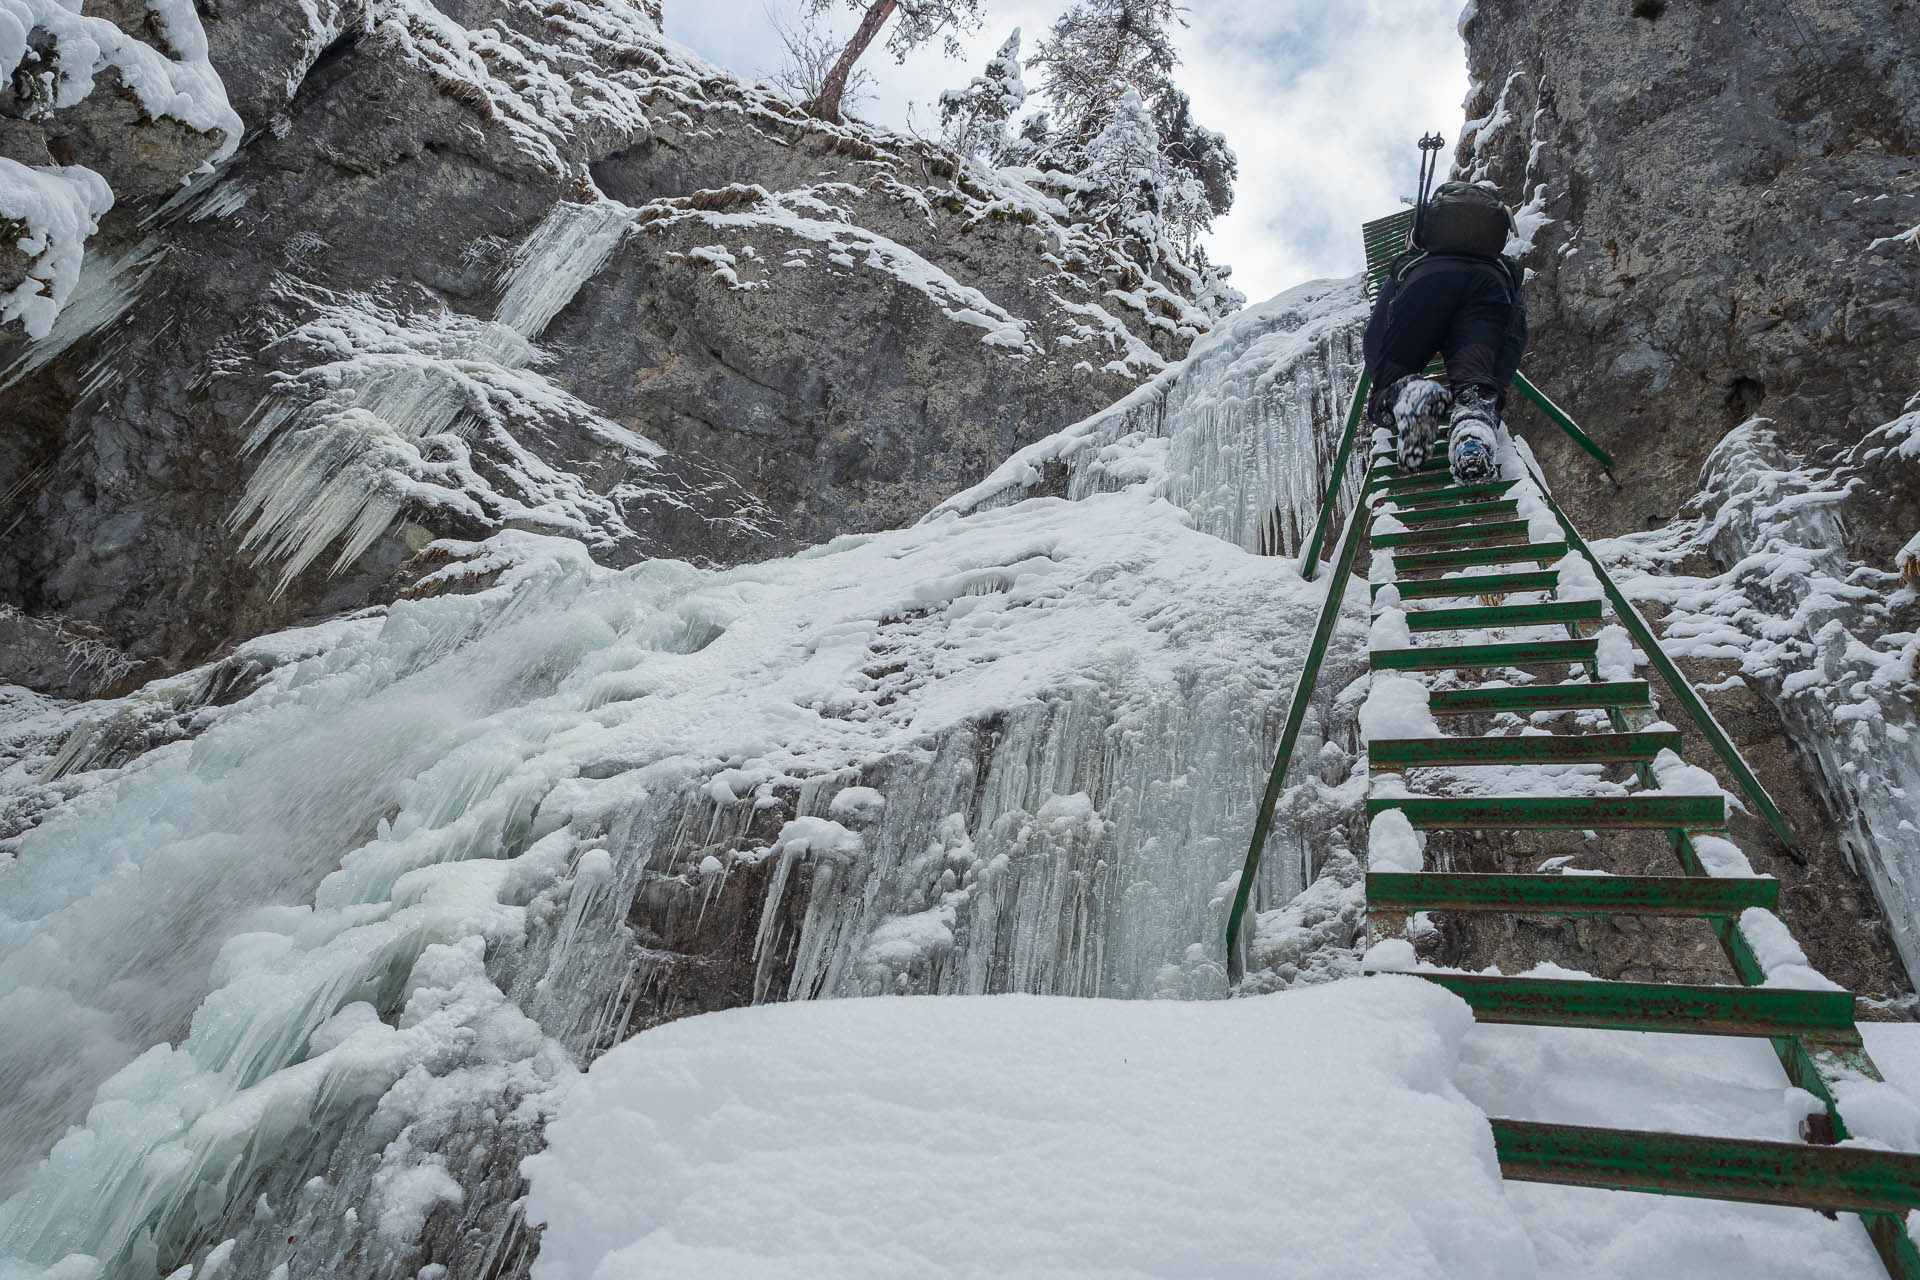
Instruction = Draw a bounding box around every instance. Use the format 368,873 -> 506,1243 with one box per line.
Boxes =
1366,728 -> 1682,767
1373,518 -> 1530,550
1392,539 -> 1570,574
1365,793 -> 1724,831
1402,598 -> 1600,631
1370,569 -> 1558,601
1367,870 -> 1777,917
1370,636 -> 1597,671
1414,972 -> 1852,1038
1393,497 -> 1521,526
1491,1118 -> 1920,1216
1426,679 -> 1650,715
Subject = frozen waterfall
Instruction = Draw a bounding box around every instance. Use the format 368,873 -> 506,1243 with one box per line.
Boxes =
0,279 -> 1372,1279
932,278 -> 1372,560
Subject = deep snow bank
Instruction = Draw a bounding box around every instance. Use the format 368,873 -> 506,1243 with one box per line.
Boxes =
524,979 -> 1534,1280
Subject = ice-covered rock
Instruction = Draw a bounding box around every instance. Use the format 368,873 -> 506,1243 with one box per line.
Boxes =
0,287 -> 1370,1276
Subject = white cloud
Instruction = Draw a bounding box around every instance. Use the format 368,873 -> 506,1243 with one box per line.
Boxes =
664,0 -> 1471,304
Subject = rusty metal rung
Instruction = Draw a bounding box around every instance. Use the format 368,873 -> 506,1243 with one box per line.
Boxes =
1412,972 -> 1854,1038
1492,1118 -> 1920,1215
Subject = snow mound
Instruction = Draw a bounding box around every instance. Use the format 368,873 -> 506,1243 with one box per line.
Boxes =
524,980 -> 1534,1280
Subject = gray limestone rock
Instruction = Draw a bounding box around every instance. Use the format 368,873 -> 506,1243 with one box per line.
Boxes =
1,0 -> 1206,688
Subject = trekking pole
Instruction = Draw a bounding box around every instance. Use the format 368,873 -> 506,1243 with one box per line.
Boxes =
1414,132 -> 1445,246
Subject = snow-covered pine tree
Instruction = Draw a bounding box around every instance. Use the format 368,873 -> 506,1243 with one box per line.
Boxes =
1002,111 -> 1055,166
1021,0 -> 1234,285
805,0 -> 985,123
1027,0 -> 1182,148
1155,88 -> 1236,244
1076,88 -> 1170,253
938,29 -> 1028,164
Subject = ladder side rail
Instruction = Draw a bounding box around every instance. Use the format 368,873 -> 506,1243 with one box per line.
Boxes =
1515,442 -> 1796,850
1529,454 -> 1859,1116
1298,372 -> 1372,576
1512,370 -> 1617,472
1228,473 -> 1372,982
1533,468 -> 1920,1276
1575,619 -> 1871,1132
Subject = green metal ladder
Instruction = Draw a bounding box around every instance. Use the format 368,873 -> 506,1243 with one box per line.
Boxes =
1227,209 -> 1920,1275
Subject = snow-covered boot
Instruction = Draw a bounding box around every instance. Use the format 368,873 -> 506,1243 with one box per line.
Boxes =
1390,376 -> 1451,472
1447,384 -> 1501,485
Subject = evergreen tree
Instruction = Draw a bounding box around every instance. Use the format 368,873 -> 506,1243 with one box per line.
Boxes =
1076,89 -> 1169,249
938,29 -> 1028,163
804,0 -> 985,123
1027,0 -> 1182,147
1154,88 -> 1236,225
998,111 -> 1053,168
1024,1 -> 1235,270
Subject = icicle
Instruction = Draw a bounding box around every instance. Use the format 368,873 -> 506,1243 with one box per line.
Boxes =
493,202 -> 633,338
231,202 -> 636,593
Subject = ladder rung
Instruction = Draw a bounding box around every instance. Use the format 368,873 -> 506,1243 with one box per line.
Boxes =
1383,479 -> 1521,508
1394,542 -> 1569,574
1371,570 -> 1559,601
1366,793 -> 1724,830
1405,600 -> 1602,632
1490,1118 -> 1920,1215
1374,519 -> 1531,550
1415,972 -> 1851,1036
1396,499 -> 1521,526
1369,729 -> 1682,767
1367,871 -> 1778,917
1371,638 -> 1598,672
1371,465 -> 1464,491
1369,451 -> 1452,473
1428,680 -> 1651,716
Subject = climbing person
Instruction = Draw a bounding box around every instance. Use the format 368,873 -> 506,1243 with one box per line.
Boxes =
1362,133 -> 1527,486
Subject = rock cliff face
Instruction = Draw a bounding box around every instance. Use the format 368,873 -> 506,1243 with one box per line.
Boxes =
1458,0 -> 1920,988
1,0 -> 1212,698
1461,0 -> 1918,517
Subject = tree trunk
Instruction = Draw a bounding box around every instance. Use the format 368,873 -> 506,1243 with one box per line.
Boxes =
812,0 -> 898,123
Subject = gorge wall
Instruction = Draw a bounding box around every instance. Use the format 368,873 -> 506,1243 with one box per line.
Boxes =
4,1 -> 1920,1277
1,0 -> 1214,698
1455,0 -> 1920,991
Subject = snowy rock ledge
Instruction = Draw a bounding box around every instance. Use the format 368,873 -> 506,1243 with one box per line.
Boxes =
524,980 -> 1533,1280
0,0 -> 238,339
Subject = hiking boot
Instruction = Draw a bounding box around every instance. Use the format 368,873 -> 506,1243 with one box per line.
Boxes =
1448,385 -> 1501,485
1390,376 -> 1451,472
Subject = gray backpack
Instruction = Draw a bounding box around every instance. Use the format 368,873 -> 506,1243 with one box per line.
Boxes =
1420,182 -> 1515,259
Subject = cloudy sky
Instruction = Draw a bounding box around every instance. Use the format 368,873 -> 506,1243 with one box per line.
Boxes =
663,0 -> 1473,304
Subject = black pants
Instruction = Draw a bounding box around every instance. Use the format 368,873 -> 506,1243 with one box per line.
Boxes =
1362,255 -> 1526,420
